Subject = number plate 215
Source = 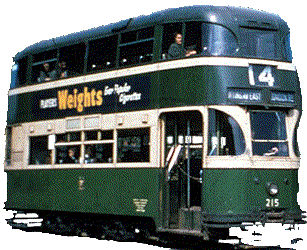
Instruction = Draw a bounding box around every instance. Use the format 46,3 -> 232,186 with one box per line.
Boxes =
266,198 -> 279,208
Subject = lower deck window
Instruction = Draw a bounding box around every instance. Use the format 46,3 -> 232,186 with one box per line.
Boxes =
117,128 -> 150,162
28,128 -> 150,166
84,144 -> 113,163
56,146 -> 81,164
29,136 -> 52,165
5,127 -> 12,165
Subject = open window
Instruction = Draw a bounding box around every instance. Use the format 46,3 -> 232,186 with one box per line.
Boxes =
59,43 -> 86,77
32,50 -> 57,83
208,109 -> 245,156
29,136 -> 52,165
162,22 -> 202,60
87,35 -> 118,72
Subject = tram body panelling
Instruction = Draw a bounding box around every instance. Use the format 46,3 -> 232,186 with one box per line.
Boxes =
202,169 -> 301,225
6,168 -> 160,220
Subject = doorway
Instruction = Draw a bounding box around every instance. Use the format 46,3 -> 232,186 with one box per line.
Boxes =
160,111 -> 203,229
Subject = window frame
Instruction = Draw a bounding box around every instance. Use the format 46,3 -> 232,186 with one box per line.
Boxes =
207,109 -> 246,157
117,127 -> 150,163
119,27 -> 155,67
28,135 -> 52,165
250,110 -> 289,157
87,34 -> 118,72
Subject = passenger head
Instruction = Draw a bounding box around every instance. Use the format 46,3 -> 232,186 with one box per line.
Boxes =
43,63 -> 50,71
174,33 -> 182,45
59,61 -> 66,69
68,148 -> 75,158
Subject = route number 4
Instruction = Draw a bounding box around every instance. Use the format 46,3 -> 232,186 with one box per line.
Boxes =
258,66 -> 275,86
249,65 -> 275,87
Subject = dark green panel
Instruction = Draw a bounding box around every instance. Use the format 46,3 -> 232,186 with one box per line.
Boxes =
202,168 -> 301,216
6,168 -> 160,222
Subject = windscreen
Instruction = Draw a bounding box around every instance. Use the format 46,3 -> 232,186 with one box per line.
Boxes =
251,111 -> 288,156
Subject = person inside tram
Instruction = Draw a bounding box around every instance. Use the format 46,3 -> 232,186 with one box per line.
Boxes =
167,33 -> 197,59
63,148 -> 79,164
38,62 -> 57,82
58,61 -> 68,78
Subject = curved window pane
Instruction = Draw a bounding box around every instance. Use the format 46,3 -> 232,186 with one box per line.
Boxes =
284,33 -> 292,62
208,110 -> 245,156
10,64 -> 18,89
203,24 -> 238,56
293,128 -> 300,157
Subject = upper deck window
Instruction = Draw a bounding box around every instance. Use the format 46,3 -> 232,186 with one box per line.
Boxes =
32,49 -> 58,83
31,44 -> 86,84
11,57 -> 28,88
239,28 -> 277,60
162,22 -> 237,60
284,33 -> 292,62
10,64 -> 18,89
162,22 -> 202,59
59,43 -> 86,77
203,24 -> 238,56
87,35 -> 118,72
119,27 -> 154,66
251,111 -> 288,156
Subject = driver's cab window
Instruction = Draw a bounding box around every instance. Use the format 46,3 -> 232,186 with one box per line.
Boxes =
162,22 -> 202,60
208,109 -> 246,156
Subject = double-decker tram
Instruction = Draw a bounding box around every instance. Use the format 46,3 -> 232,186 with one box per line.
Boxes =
5,6 -> 305,243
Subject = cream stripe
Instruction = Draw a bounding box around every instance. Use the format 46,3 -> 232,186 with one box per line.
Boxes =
8,57 -> 296,96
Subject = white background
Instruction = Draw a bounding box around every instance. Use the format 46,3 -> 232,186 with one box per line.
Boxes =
1,0 -> 306,249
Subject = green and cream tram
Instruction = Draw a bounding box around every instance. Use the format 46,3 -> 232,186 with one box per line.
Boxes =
5,5 -> 305,241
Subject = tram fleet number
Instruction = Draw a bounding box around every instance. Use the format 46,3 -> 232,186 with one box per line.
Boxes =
266,198 -> 279,208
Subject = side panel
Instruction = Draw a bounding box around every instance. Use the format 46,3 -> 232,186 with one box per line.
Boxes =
6,168 -> 160,222
202,168 -> 301,223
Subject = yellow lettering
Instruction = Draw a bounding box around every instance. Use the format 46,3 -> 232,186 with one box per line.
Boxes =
91,89 -> 97,107
77,93 -> 84,112
96,90 -> 103,106
73,89 -> 78,108
57,90 -> 68,110
84,87 -> 91,107
57,87 -> 103,113
67,94 -> 74,109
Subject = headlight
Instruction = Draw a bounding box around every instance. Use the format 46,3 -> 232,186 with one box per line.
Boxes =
267,183 -> 279,196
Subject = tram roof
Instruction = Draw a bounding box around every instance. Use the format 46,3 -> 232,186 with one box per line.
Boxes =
14,5 -> 287,61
